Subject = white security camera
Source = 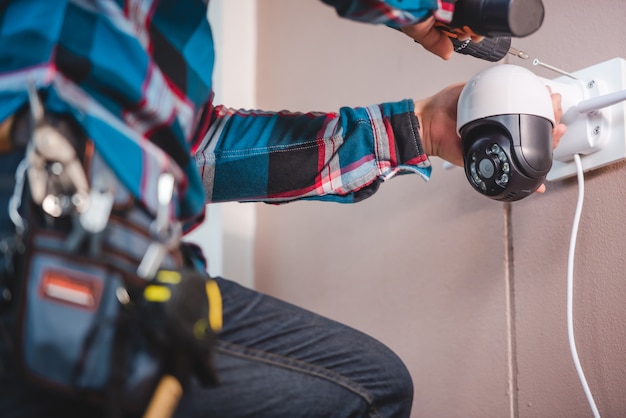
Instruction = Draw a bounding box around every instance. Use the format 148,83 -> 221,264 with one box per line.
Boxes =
457,64 -> 556,201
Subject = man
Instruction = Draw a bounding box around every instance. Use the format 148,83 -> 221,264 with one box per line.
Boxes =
0,1 -> 564,417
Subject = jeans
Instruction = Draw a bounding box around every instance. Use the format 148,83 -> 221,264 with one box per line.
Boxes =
0,277 -> 414,418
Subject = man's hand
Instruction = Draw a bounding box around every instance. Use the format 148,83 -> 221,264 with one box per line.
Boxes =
413,82 -> 465,166
401,16 -> 484,60
401,16 -> 454,60
536,87 -> 567,193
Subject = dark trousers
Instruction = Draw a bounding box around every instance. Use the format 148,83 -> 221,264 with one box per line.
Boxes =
0,276 -> 414,418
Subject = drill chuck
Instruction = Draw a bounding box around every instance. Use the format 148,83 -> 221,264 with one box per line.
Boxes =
450,36 -> 512,62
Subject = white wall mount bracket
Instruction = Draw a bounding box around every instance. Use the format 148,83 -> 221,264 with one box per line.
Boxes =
545,58 -> 626,182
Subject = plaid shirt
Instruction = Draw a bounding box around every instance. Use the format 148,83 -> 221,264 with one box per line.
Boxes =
0,0 -> 453,224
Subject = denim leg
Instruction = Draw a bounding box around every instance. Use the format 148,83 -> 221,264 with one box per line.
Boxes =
182,277 -> 414,418
0,276 -> 413,417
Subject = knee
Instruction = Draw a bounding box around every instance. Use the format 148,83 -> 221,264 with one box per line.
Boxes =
392,355 -> 414,401
368,343 -> 414,417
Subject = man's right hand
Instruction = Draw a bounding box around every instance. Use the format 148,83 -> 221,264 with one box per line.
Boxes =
401,16 -> 484,60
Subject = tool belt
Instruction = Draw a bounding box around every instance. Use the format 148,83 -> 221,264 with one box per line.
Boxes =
0,92 -> 221,416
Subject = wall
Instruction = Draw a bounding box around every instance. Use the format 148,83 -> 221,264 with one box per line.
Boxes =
252,1 -> 626,417
184,0 -> 258,287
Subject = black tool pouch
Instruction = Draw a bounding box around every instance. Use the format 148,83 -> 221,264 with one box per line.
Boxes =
2,107 -> 220,415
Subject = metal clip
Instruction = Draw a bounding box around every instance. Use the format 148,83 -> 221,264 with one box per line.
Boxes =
137,173 -> 182,279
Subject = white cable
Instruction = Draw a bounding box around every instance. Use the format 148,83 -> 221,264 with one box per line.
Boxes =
567,153 -> 601,418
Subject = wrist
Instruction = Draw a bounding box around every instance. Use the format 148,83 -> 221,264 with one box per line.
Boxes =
412,99 -> 431,157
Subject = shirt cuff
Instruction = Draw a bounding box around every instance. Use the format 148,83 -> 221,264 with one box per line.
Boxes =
379,99 -> 432,181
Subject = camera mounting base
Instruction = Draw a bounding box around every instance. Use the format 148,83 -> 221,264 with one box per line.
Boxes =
546,58 -> 626,182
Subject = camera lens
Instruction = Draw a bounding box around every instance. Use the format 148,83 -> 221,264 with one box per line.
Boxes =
478,158 -> 495,178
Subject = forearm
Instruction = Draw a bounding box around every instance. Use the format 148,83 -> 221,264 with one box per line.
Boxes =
319,0 -> 457,59
193,100 -> 431,204
319,0 -> 439,29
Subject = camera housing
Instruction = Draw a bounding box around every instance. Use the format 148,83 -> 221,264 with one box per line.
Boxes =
457,65 -> 556,201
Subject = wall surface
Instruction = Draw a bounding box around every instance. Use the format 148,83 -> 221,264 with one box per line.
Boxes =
252,1 -> 626,417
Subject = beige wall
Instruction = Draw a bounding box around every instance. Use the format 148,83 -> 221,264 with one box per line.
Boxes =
252,1 -> 626,417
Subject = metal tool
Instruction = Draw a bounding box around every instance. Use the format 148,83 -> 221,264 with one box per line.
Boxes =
25,80 -> 90,217
137,173 -> 182,279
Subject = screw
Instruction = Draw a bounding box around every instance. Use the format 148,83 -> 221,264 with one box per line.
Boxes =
593,126 -> 601,135
588,80 -> 596,89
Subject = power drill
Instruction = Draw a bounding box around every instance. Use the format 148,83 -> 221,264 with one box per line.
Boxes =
436,0 -> 545,62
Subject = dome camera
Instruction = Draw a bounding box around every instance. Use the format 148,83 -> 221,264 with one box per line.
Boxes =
457,65 -> 556,201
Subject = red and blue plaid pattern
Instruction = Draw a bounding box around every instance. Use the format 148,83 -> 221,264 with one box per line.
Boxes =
0,0 -> 443,224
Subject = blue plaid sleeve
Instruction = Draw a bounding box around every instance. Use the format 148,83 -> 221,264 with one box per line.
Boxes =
320,0 -> 456,28
192,100 -> 431,204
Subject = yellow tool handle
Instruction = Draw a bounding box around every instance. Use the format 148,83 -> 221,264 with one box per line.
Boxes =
143,375 -> 183,418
